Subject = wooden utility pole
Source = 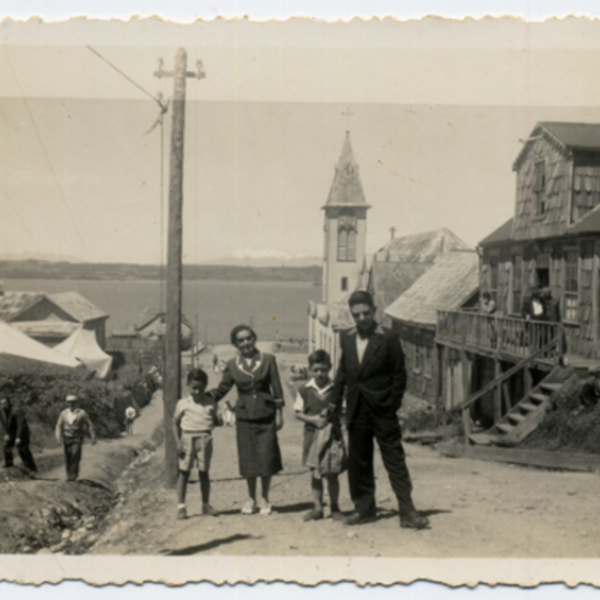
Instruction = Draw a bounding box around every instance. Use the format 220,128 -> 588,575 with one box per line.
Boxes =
155,48 -> 205,487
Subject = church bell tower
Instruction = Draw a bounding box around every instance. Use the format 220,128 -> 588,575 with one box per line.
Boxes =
321,131 -> 370,304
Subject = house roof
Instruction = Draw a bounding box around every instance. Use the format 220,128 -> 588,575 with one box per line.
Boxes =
478,217 -> 514,246
11,321 -> 80,338
513,122 -> 600,171
567,203 -> 600,234
373,228 -> 471,264
323,131 -> 370,209
48,292 -> 109,322
135,307 -> 194,331
384,251 -> 480,326
0,292 -> 43,322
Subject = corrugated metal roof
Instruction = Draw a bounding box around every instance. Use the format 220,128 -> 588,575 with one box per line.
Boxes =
385,251 -> 480,326
0,292 -> 43,322
373,228 -> 471,263
479,217 -> 514,245
323,132 -> 370,208
48,292 -> 109,322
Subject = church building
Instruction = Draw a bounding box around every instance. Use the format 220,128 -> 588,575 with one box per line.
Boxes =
308,131 -> 369,372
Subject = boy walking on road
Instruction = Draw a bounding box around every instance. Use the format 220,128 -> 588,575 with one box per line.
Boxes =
173,368 -> 221,520
55,394 -> 96,482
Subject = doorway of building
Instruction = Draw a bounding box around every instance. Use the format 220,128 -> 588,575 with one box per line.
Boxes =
536,267 -> 550,288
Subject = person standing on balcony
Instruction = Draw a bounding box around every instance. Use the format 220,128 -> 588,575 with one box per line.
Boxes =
480,292 -> 497,348
480,291 -> 496,315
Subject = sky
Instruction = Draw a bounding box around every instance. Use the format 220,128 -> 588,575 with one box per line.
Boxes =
3,19 -> 600,264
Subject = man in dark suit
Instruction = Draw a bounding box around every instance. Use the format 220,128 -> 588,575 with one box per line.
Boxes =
329,290 -> 429,529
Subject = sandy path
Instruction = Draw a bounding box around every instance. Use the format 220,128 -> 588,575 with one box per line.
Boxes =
89,349 -> 600,558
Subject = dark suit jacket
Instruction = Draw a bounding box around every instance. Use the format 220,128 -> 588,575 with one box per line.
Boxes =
208,352 -> 284,421
330,324 -> 407,424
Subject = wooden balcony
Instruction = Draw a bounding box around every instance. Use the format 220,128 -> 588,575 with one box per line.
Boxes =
436,309 -> 563,365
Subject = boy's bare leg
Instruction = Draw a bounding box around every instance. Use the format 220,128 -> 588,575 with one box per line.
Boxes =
200,471 -> 218,515
311,475 -> 324,512
177,471 -> 189,519
177,470 -> 189,505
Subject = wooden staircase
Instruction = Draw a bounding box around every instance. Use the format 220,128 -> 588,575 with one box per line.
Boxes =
469,368 -> 578,446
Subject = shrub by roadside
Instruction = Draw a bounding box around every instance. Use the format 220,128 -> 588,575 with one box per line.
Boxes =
0,363 -> 160,450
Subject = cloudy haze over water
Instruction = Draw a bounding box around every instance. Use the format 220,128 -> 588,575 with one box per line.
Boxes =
2,20 -> 600,264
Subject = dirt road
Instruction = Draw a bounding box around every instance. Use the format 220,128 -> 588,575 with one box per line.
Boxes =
89,349 -> 600,558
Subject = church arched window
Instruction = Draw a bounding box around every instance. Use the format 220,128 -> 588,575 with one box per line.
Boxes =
337,215 -> 357,262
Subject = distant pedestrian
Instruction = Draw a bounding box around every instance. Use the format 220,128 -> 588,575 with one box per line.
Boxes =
173,368 -> 221,520
480,292 -> 497,348
0,393 -> 37,476
55,395 -> 96,482
124,405 -> 137,436
294,349 -> 345,522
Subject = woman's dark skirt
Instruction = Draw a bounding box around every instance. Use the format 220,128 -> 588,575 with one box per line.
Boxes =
236,418 -> 283,478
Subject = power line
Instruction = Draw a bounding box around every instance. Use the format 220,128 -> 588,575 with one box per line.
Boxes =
0,182 -> 43,256
87,45 -> 162,105
2,46 -> 93,264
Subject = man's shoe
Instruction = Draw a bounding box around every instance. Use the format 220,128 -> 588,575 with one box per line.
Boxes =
400,511 -> 430,530
202,504 -> 219,517
176,506 -> 187,521
345,510 -> 377,526
303,509 -> 324,522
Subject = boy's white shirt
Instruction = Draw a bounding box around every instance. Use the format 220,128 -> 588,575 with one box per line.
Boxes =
293,377 -> 334,412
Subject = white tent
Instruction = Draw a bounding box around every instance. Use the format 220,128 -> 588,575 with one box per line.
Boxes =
55,327 -> 113,379
0,322 -> 81,371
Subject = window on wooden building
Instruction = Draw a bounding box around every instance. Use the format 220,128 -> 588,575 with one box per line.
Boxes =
512,254 -> 523,314
564,250 -> 579,322
341,277 -> 348,292
533,161 -> 546,215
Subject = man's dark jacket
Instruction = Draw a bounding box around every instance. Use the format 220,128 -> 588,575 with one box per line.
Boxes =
330,324 -> 407,423
0,405 -> 30,445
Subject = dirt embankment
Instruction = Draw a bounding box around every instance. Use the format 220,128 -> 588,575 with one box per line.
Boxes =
0,392 -> 164,555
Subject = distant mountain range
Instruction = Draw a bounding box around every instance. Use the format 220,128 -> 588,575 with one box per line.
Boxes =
0,252 -> 84,263
0,258 -> 322,283
203,251 -> 321,268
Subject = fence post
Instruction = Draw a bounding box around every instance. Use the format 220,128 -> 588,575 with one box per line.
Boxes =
460,349 -> 471,445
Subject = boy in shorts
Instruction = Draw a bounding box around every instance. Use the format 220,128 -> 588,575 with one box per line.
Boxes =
173,368 -> 221,520
294,350 -> 343,521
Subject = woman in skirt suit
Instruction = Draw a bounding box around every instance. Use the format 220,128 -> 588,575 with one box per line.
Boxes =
208,325 -> 284,515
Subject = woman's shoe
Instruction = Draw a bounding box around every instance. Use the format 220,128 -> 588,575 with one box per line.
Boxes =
260,501 -> 273,515
241,500 -> 259,515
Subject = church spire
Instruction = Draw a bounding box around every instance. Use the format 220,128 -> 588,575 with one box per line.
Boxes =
323,131 -> 370,209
